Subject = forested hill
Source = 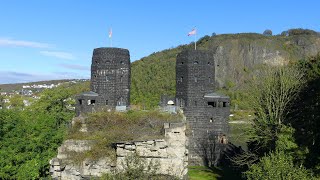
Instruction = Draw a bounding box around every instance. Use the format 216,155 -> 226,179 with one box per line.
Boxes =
131,29 -> 320,108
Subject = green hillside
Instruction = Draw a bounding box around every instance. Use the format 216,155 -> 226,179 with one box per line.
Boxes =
131,29 -> 320,108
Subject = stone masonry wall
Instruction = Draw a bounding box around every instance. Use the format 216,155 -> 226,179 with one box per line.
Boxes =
49,123 -> 188,179
175,49 -> 230,165
91,47 -> 130,107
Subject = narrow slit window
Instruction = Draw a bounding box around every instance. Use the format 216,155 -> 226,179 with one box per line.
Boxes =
106,100 -> 109,105
79,99 -> 83,105
194,77 -> 197,82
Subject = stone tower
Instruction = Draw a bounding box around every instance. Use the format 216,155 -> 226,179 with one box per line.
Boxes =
176,49 -> 230,165
76,47 -> 130,116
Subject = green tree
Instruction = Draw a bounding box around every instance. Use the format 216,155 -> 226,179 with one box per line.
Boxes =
9,94 -> 24,109
0,81 -> 89,178
247,66 -> 305,154
245,150 -> 314,180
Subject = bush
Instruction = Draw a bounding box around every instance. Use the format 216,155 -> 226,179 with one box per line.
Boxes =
263,29 -> 272,36
245,150 -> 315,180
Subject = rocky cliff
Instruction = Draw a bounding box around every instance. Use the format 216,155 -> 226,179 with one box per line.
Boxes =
207,33 -> 320,86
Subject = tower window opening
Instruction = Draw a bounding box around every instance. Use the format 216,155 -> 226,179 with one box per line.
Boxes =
180,62 -> 184,64
194,77 -> 197,82
223,102 -> 227,107
106,100 -> 109,105
120,61 -> 124,64
88,99 -> 96,105
194,101 -> 197,106
106,75 -> 109,82
120,76 -> 123,82
180,76 -> 183,82
208,62 -> 211,65
210,118 -> 213,122
79,99 -> 83,105
180,99 -> 184,107
194,61 -> 199,64
208,101 -> 216,107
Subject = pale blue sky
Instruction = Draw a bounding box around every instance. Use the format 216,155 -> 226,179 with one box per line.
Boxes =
0,0 -> 319,84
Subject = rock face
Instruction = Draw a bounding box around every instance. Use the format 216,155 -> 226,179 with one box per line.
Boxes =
208,34 -> 320,87
49,123 -> 188,179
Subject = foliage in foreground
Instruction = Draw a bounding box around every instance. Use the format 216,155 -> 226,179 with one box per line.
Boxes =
234,55 -> 320,178
0,82 -> 89,179
245,150 -> 314,180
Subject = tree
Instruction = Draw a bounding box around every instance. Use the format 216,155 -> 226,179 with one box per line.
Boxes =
0,81 -> 89,178
232,65 -> 306,168
247,66 -> 305,153
245,150 -> 315,180
9,94 -> 24,109
263,29 -> 272,36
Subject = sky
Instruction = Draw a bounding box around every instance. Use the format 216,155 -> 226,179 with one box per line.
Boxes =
0,0 -> 319,84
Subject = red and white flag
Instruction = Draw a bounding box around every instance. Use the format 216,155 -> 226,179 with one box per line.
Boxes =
188,28 -> 196,36
109,28 -> 112,38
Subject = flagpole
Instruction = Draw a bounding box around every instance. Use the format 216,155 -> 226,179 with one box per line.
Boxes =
109,28 -> 112,47
194,31 -> 197,50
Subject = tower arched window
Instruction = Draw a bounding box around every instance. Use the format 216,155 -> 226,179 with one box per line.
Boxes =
194,61 -> 199,64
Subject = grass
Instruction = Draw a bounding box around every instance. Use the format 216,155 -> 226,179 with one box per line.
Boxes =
188,166 -> 222,180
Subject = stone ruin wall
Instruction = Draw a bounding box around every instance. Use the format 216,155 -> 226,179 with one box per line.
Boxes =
49,122 -> 188,179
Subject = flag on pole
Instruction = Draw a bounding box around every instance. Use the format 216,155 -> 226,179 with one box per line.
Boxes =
109,28 -> 112,38
188,27 -> 197,50
188,28 -> 196,36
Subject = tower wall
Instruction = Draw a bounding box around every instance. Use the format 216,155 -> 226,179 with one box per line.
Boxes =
176,49 -> 230,166
91,48 -> 130,107
176,50 -> 215,107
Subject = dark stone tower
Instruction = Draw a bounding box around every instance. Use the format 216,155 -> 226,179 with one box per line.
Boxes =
76,48 -> 130,116
91,48 -> 130,107
176,49 -> 230,165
